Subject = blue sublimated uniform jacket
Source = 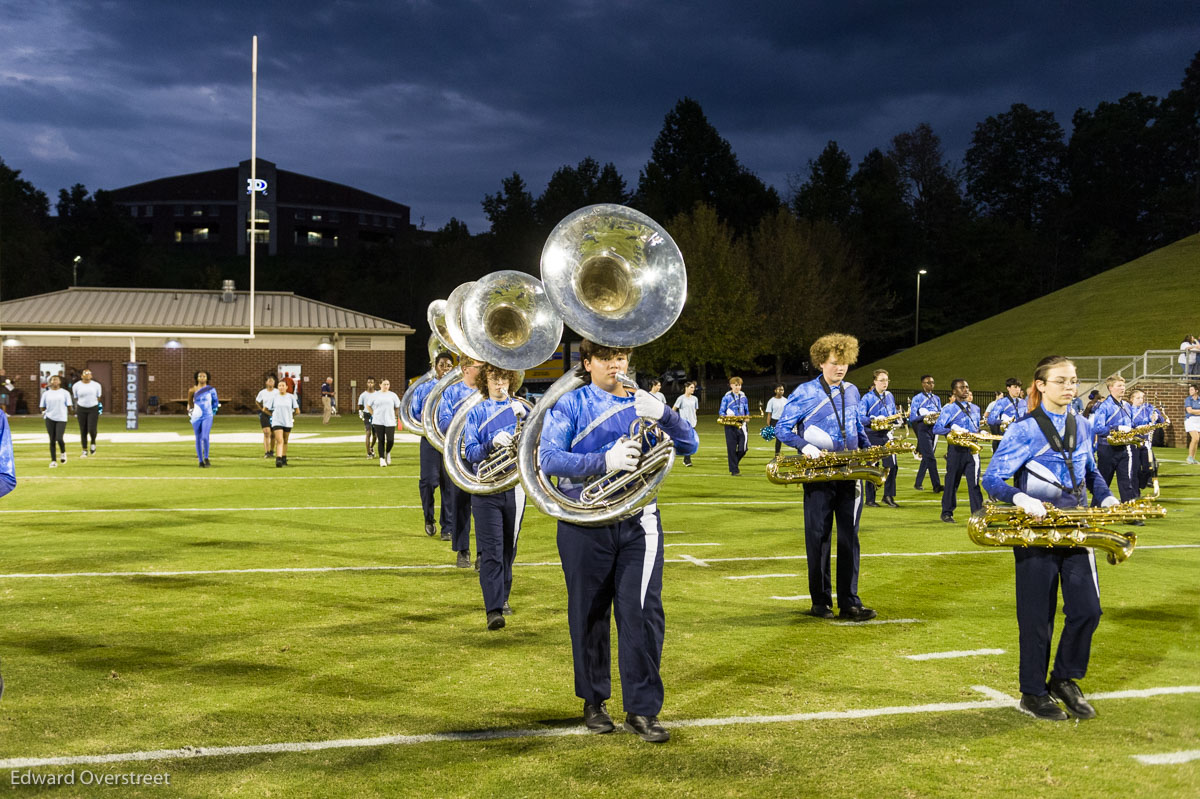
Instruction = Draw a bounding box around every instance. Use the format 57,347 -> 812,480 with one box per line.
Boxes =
986,396 -> 1028,427
856,389 -> 897,431
0,410 -> 15,499
192,385 -> 219,417
776,377 -> 870,452
909,391 -> 941,423
718,391 -> 748,417
437,381 -> 476,435
933,401 -> 981,436
982,408 -> 1112,510
410,379 -> 436,420
462,397 -> 519,474
1090,396 -> 1133,444
1130,403 -> 1167,427
539,381 -> 698,501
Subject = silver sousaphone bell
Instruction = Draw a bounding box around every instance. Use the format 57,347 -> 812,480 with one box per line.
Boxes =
400,299 -> 458,436
516,204 -> 687,526
422,282 -> 479,453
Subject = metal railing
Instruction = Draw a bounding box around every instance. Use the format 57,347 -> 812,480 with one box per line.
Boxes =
1067,349 -> 1191,397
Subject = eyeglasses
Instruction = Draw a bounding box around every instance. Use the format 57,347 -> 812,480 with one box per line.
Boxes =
1042,378 -> 1080,387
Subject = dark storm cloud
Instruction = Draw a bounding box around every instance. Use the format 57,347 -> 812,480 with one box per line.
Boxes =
1,0 -> 1196,230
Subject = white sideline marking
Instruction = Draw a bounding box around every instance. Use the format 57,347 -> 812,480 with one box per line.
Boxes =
663,542 -> 721,547
905,649 -> 1005,661
1133,750 -> 1200,765
771,595 -> 812,601
678,554 -> 710,567
663,530 -> 688,534
11,432 -> 421,445
832,618 -> 922,626
0,504 -> 426,515
4,685 -> 1194,769
725,573 -> 800,580
20,474 -> 421,481
0,565 -> 462,579
970,685 -> 1014,702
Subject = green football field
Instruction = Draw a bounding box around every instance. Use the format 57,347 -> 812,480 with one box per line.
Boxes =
0,414 -> 1197,798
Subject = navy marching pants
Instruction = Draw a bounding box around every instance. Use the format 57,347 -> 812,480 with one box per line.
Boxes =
472,486 -> 524,613
556,505 -> 665,717
1014,546 -> 1101,696
1095,442 -> 1139,504
419,437 -> 451,530
1136,444 -> 1154,490
942,445 -> 983,516
443,480 -> 473,554
864,429 -> 897,501
914,424 -> 942,490
801,480 -> 864,610
724,423 -> 748,474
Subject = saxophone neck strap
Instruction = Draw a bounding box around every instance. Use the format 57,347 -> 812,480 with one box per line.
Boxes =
1031,405 -> 1082,498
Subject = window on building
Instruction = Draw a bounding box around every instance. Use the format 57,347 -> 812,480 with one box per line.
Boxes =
209,205 -> 219,217
129,206 -> 139,217
387,217 -> 395,229
246,209 -> 270,243
294,209 -> 306,221
192,207 -> 204,217
311,212 -> 323,222
358,213 -> 369,225
144,205 -> 154,217
174,205 -> 185,217
328,211 -> 340,223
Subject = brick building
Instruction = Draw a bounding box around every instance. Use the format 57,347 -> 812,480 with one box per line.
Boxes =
0,286 -> 413,416
1136,381 -> 1193,448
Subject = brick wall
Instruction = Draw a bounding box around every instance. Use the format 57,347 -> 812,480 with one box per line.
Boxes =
1,345 -> 405,415
1137,380 -> 1192,448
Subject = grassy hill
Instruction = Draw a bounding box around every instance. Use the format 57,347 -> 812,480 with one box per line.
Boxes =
849,233 -> 1200,391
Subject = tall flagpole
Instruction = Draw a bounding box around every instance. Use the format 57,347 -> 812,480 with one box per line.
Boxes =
249,35 -> 258,338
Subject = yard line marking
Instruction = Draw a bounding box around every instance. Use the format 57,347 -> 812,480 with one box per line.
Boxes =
832,618 -> 923,626
0,564 -> 463,579
0,504 -> 427,515
724,573 -> 800,580
905,649 -> 1005,661
18,474 -> 421,481
970,685 -> 1014,702
677,554 -> 710,567
4,684 -> 1195,769
663,542 -> 721,547
663,530 -> 688,534
771,595 -> 810,601
1132,750 -> 1200,765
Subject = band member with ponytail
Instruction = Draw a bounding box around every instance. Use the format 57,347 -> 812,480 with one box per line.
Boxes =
775,333 -> 875,622
932,379 -> 984,523
719,377 -> 749,475
1128,388 -> 1167,490
413,353 -> 455,537
539,340 -> 698,743
986,378 -> 1027,452
438,358 -> 482,568
462,363 -> 527,631
1090,375 -> 1139,506
982,356 -> 1119,721
908,374 -> 943,493
856,369 -> 899,508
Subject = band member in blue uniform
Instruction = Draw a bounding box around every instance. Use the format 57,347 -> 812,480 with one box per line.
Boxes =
0,407 -> 13,699
982,356 -> 1119,721
986,378 -> 1028,452
857,369 -> 900,508
1129,388 -> 1167,490
909,374 -> 943,493
187,370 -> 218,468
438,358 -> 482,568
932,379 -> 984,523
776,333 -> 875,622
412,352 -> 454,537
719,377 -> 749,475
539,340 -> 698,743
1089,375 -> 1139,506
462,363 -> 526,631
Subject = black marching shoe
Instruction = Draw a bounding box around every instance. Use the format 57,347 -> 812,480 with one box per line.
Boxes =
1048,678 -> 1096,719
583,701 -> 615,734
624,713 -> 670,743
475,555 -> 481,573
424,522 -> 437,537
940,511 -> 955,523
199,461 -> 207,469
864,500 -> 880,508
807,605 -> 834,619
502,601 -> 513,616
486,610 -> 505,631
1019,692 -> 1068,721
456,551 -> 471,569
204,458 -> 211,467
440,529 -> 451,541
838,605 -> 877,622
882,497 -> 900,508
933,485 -> 944,494
275,457 -> 283,468
1128,519 -> 1145,527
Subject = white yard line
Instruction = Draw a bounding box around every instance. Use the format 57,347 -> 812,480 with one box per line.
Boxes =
725,573 -> 801,580
1132,749 -> 1200,765
3,684 -> 1193,769
905,649 -> 1005,661
831,618 -> 923,626
677,554 -> 710,567
663,542 -> 721,547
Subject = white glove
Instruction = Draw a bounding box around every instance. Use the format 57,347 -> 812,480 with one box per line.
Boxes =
604,439 -> 641,472
918,408 -> 932,417
886,430 -> 895,441
951,424 -> 967,433
491,430 -> 514,449
634,389 -> 666,420
1117,425 -> 1132,432
801,444 -> 822,459
724,408 -> 737,416
510,401 -> 528,418
1100,495 -> 1120,508
1012,492 -> 1047,518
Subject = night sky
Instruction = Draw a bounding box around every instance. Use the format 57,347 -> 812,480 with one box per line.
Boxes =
1,1 -> 1196,232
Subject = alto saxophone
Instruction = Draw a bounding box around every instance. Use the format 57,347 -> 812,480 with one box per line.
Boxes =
766,441 -> 915,487
869,411 -> 906,431
922,411 -> 940,426
966,499 -> 1166,565
946,429 -> 1006,453
718,415 -> 750,427
1107,422 -> 1168,446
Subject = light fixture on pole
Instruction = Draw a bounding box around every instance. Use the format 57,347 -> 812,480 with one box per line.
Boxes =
915,269 -> 928,347
72,255 -> 82,287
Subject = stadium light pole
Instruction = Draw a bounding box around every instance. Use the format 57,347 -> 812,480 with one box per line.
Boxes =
914,269 -> 927,346
72,255 -> 82,287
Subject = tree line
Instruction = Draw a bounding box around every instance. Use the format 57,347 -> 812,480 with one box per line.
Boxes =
1,50 -> 1196,388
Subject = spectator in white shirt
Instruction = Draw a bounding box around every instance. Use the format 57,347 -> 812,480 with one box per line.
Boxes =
40,375 -> 72,467
671,380 -> 700,466
72,369 -> 102,457
366,379 -> 402,467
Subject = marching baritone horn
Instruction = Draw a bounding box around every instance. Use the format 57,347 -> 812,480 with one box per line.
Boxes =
967,499 -> 1166,565
766,440 -> 916,487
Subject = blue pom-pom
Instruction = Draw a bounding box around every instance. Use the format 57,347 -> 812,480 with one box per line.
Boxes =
760,425 -> 776,441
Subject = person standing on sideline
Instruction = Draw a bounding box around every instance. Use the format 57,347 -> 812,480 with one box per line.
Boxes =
764,383 -> 789,459
0,407 -> 15,699
1090,375 -> 1139,507
438,358 -> 482,568
266,378 -> 300,467
71,369 -> 102,458
719,376 -> 749,475
671,381 -> 699,466
981,356 -> 1117,721
413,353 -> 455,537
357,377 -> 378,459
1180,336 -> 1200,376
367,379 -> 401,467
40,375 -> 72,468
648,379 -> 666,405
188,371 -> 218,468
321,377 -> 336,424
462,362 -> 527,630
857,369 -> 900,508
255,375 -> 276,458
987,378 -> 1028,453
909,375 -> 943,493
1184,384 -> 1200,464
775,333 -> 876,622
539,339 -> 698,743
933,379 -> 985,523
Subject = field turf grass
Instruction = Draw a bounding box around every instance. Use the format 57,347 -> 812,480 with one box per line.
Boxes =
0,413 -> 1197,797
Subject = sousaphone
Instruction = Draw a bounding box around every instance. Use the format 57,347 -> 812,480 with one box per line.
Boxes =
399,299 -> 457,435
